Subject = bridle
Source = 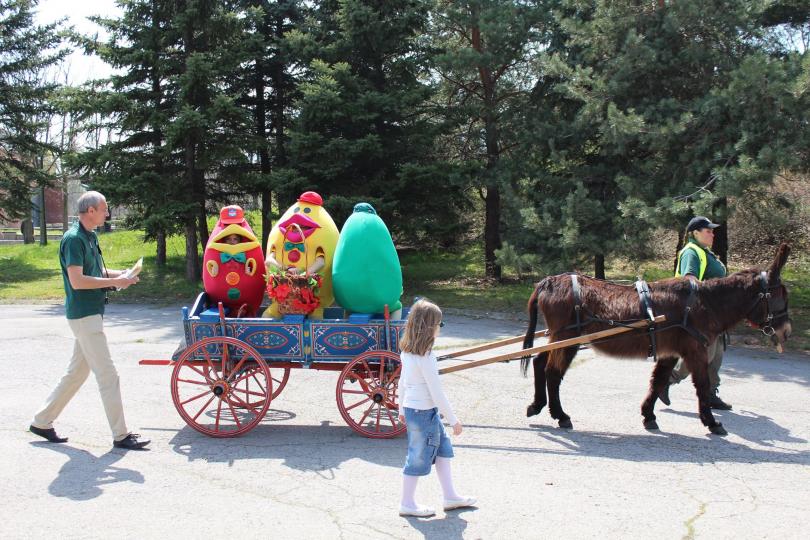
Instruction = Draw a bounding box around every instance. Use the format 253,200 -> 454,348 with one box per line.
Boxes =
746,271 -> 789,336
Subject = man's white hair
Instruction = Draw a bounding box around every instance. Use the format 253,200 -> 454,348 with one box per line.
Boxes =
77,191 -> 106,214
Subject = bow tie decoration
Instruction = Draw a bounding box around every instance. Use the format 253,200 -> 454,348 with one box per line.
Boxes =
220,252 -> 247,264
284,241 -> 305,252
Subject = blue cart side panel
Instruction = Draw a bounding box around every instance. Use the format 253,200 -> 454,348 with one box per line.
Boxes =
180,293 -> 408,363
311,322 -> 381,360
189,320 -> 305,359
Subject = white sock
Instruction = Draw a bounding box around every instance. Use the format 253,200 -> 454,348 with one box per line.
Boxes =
401,474 -> 419,508
435,457 -> 461,501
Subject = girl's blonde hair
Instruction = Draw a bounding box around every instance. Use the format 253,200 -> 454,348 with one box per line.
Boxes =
399,299 -> 442,356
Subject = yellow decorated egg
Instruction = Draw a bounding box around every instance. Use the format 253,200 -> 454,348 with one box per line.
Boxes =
263,191 -> 339,319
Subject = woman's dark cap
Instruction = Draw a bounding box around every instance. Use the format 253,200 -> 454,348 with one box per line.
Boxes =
687,216 -> 720,232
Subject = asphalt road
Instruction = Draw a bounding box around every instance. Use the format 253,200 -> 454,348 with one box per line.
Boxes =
1,303 -> 808,539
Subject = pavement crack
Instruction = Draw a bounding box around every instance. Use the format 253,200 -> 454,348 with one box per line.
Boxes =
682,501 -> 707,540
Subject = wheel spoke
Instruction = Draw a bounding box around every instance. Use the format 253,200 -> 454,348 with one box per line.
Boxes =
229,366 -> 262,387
186,364 -> 215,383
214,398 -> 223,431
357,402 -> 375,426
361,359 -> 380,386
180,389 -> 212,406
176,378 -> 209,386
191,394 -> 217,421
345,396 -> 372,412
225,399 -> 242,429
221,341 -> 229,375
250,373 -> 267,395
228,392 -> 261,415
385,364 -> 402,387
227,351 -> 251,379
201,346 -> 219,380
375,403 -> 381,432
353,372 -> 375,394
341,388 -> 368,395
383,407 -> 398,427
231,387 -> 268,399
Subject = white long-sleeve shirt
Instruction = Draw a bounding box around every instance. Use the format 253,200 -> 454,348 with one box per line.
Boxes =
399,350 -> 459,426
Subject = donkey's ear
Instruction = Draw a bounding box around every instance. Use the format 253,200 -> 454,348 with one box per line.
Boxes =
768,243 -> 791,281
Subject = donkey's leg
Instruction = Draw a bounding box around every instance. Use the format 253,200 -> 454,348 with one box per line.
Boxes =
687,354 -> 727,436
641,356 -> 677,431
546,345 -> 579,429
526,352 -> 549,417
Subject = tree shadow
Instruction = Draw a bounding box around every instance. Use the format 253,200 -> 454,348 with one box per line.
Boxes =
166,413 -> 405,473
722,352 -> 810,388
32,303 -> 186,342
658,408 -> 807,446
30,442 -> 145,501
0,258 -> 58,287
457,423 -> 809,465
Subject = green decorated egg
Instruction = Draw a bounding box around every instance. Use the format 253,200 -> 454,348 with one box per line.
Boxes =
332,203 -> 403,314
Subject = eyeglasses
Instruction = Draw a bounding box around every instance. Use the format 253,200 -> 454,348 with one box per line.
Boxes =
439,321 -> 445,328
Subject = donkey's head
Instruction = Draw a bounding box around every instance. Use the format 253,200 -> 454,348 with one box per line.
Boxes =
746,243 -> 792,351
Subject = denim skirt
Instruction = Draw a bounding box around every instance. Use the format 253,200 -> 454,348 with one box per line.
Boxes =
402,407 -> 454,476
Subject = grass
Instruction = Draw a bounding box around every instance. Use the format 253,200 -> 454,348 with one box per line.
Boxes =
0,229 -> 200,303
1,230 -> 808,352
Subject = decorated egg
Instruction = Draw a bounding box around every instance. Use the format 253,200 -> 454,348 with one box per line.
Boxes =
202,205 -> 267,317
263,191 -> 339,319
332,202 -> 402,315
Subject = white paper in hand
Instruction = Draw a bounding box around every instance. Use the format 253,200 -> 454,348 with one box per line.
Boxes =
124,257 -> 143,279
117,258 -> 143,290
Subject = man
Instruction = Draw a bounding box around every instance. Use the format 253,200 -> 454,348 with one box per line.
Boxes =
29,191 -> 150,450
663,215 -> 732,410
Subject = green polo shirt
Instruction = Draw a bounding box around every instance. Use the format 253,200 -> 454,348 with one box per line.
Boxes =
60,221 -> 106,319
677,239 -> 727,280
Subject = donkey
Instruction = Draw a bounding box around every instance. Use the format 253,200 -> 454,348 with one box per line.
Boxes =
521,244 -> 792,435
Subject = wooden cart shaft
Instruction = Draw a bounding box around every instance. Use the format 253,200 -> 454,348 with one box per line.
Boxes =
438,316 -> 665,375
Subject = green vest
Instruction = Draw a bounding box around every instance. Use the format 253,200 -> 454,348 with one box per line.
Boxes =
676,241 -> 726,281
675,243 -> 708,280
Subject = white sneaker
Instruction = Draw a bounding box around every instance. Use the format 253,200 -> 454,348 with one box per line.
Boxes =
443,496 -> 477,511
399,504 -> 436,517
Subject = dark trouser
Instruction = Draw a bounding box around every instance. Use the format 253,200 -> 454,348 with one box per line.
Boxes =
670,337 -> 724,393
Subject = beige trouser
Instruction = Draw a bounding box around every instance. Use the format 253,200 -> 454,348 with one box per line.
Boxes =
32,314 -> 129,441
670,337 -> 724,393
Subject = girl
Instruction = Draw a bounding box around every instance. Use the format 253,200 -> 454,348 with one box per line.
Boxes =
397,299 -> 476,517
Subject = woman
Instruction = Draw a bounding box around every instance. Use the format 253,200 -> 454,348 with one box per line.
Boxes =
664,216 -> 732,410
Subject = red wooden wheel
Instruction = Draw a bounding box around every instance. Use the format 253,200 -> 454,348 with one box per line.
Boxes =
270,368 -> 291,400
336,350 -> 405,439
238,367 -> 290,409
171,337 -> 272,437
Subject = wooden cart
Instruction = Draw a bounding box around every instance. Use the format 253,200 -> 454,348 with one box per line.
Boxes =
142,292 -> 662,439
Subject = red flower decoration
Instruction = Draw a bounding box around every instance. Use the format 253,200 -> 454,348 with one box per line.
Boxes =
266,270 -> 322,315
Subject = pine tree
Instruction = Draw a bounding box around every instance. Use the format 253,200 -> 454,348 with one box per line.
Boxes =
0,0 -> 66,223
76,0 -> 254,280
74,0 -> 185,267
287,0 -> 469,245
431,0 -> 549,278
234,0 -> 303,250
519,0 -> 798,273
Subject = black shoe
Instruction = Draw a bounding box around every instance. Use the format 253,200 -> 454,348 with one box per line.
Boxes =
30,425 -> 68,443
657,384 -> 672,406
709,394 -> 732,410
113,433 -> 150,450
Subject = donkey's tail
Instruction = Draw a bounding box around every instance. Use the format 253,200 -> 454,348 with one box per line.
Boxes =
521,280 -> 544,377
